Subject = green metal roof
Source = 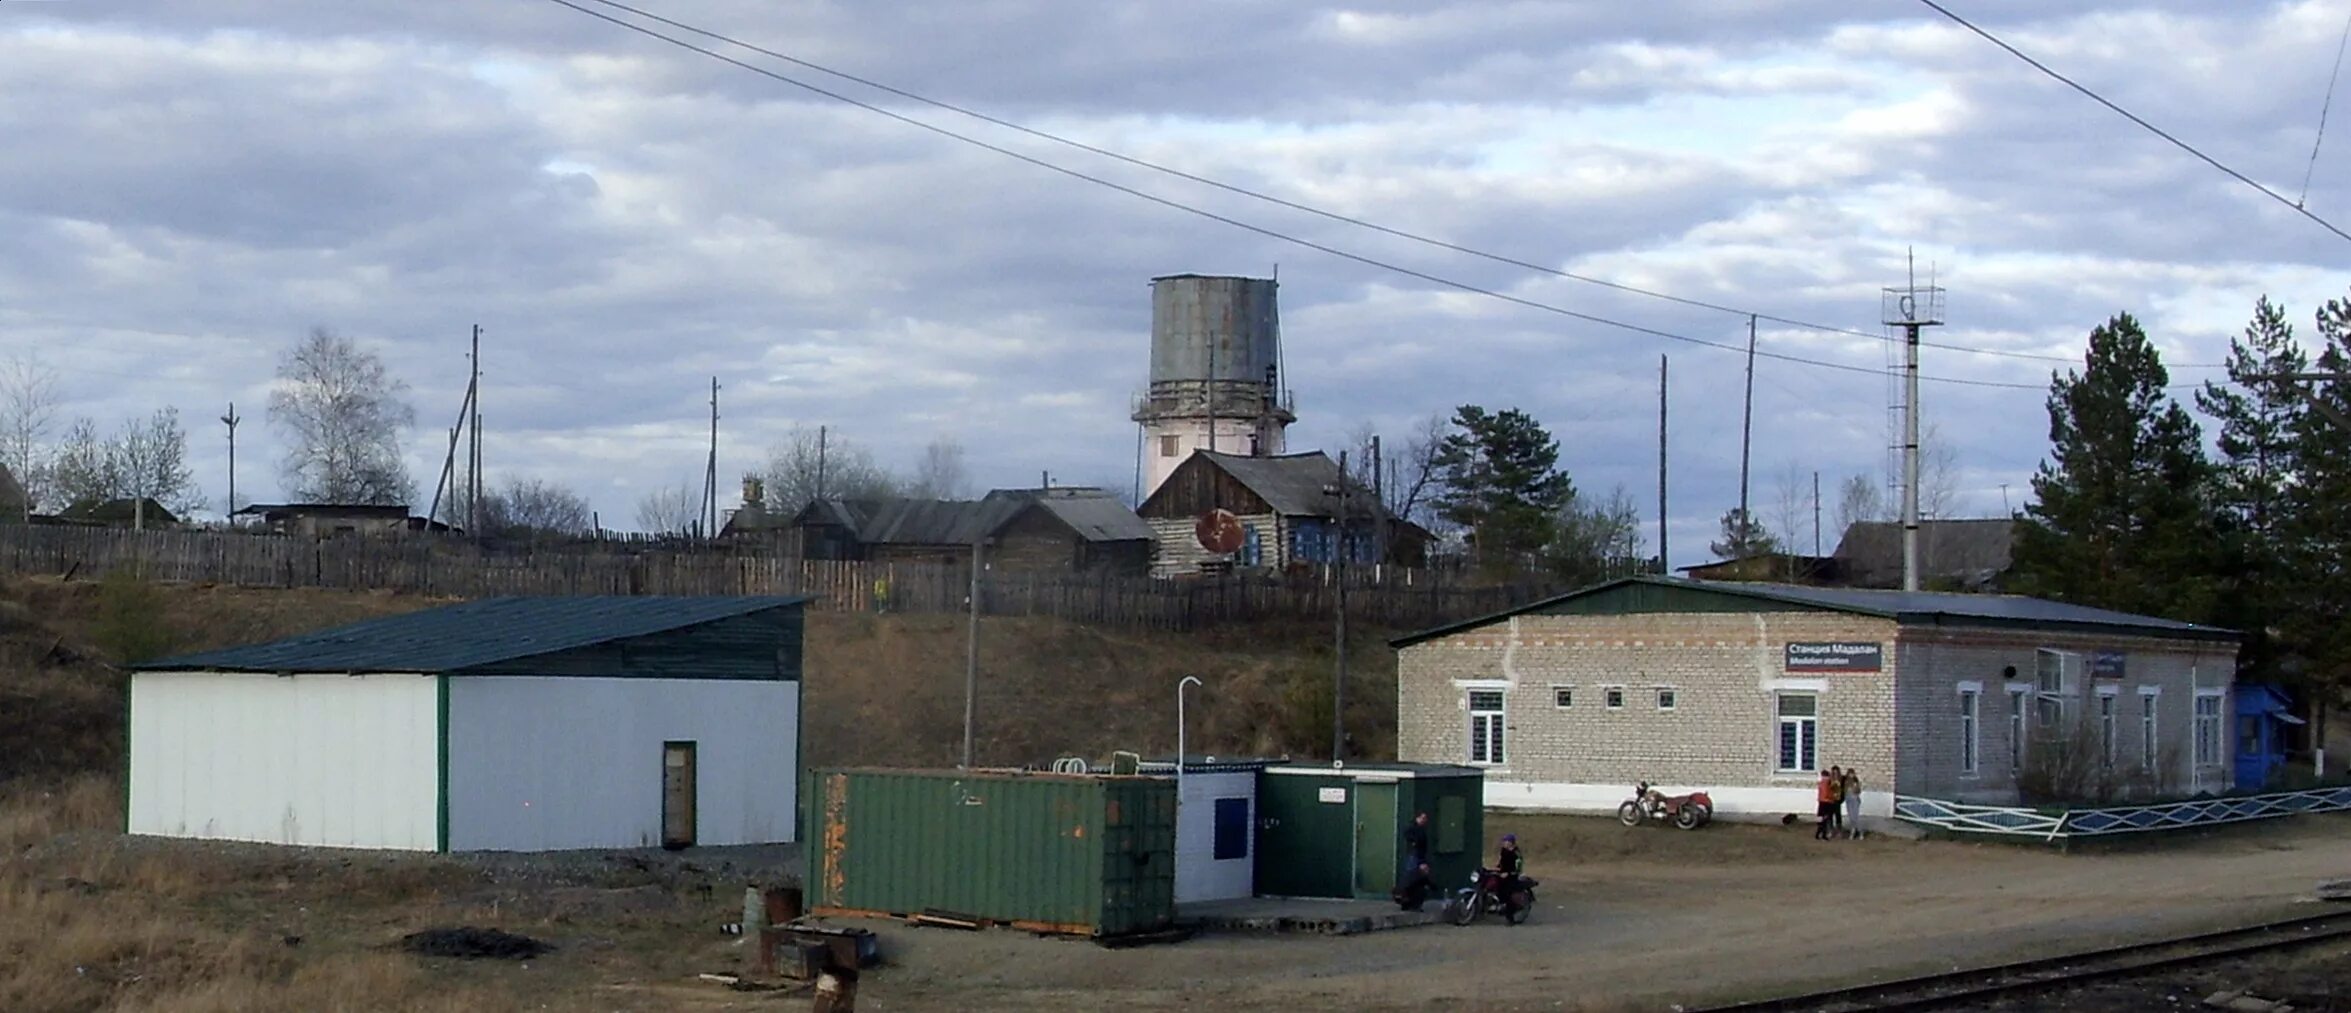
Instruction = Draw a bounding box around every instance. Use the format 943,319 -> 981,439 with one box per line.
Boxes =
1389,576 -> 2238,648
137,595 -> 810,676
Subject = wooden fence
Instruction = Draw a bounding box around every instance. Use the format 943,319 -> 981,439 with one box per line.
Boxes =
0,526 -> 1591,633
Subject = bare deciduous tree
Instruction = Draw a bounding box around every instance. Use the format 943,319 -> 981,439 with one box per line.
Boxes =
764,425 -> 899,511
0,356 -> 60,517
1767,462 -> 1816,555
479,477 -> 591,543
1834,472 -> 1889,538
907,436 -> 970,499
635,478 -> 701,535
48,417 -> 113,508
1920,422 -> 1962,519
269,328 -> 415,506
1345,414 -> 1450,528
114,407 -> 200,515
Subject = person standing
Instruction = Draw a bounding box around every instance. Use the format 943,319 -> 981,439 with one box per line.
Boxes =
1843,767 -> 1865,840
1394,811 -> 1434,911
1815,767 -> 1841,840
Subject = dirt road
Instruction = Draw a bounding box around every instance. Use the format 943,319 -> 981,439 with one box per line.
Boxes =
848,813 -> 2351,1012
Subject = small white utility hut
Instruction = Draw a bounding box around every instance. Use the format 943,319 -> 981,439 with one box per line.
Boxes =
1142,759 -> 1265,904
128,596 -> 808,852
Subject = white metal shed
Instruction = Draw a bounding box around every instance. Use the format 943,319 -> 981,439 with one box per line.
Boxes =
1141,759 -> 1267,904
128,595 -> 808,852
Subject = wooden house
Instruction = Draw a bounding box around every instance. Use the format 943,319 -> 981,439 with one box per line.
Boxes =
1136,450 -> 1423,576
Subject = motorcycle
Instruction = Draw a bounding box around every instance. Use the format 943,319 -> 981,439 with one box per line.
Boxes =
1449,867 -> 1538,926
1617,780 -> 1714,830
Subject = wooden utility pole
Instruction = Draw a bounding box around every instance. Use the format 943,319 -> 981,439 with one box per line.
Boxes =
1739,316 -> 1757,532
468,325 -> 483,543
1658,355 -> 1669,572
220,403 -> 240,524
1333,450 -> 1349,763
815,425 -> 828,502
705,377 -> 721,539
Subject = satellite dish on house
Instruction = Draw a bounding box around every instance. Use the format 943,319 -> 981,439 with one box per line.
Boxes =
1195,508 -> 1245,554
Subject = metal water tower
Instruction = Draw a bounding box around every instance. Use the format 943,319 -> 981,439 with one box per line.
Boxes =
1131,274 -> 1295,497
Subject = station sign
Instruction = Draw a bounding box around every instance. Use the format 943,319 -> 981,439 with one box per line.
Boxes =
1785,641 -> 1884,673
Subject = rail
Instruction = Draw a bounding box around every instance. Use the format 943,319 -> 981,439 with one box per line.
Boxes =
1693,910 -> 2351,1011
1894,785 -> 2351,840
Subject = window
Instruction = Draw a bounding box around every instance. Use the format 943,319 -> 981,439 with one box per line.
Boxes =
1656,688 -> 1677,711
2098,693 -> 2117,768
2193,692 -> 2223,767
1468,690 -> 1506,765
1776,694 -> 1818,773
1211,797 -> 1250,860
2034,648 -> 2073,728
1552,686 -> 1574,709
1159,434 -> 1180,458
2008,689 -> 2027,770
2239,716 -> 2262,758
1604,687 -> 1625,709
2140,694 -> 2158,768
1959,690 -> 1980,775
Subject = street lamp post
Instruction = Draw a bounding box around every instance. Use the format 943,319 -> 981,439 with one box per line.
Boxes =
1176,676 -> 1202,792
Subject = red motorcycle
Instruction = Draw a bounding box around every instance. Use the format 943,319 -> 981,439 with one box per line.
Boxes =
1449,867 -> 1538,926
1617,781 -> 1714,830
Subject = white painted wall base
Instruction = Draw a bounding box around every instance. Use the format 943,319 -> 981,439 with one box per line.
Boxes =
1482,780 -> 1895,820
1171,771 -> 1256,904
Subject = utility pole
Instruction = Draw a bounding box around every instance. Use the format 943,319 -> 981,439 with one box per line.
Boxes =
220,403 -> 240,525
1370,435 -> 1386,568
427,380 -> 473,532
1333,450 -> 1350,763
1812,471 -> 1821,557
468,325 -> 483,543
815,425 -> 828,503
1658,355 -> 1669,573
1883,262 -> 1942,593
705,377 -> 721,539
1738,316 -> 1757,539
963,537 -> 985,768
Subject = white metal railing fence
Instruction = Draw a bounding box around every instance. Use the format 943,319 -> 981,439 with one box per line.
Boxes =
1894,785 -> 2351,841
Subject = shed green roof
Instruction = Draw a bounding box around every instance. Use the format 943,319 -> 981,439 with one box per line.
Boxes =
138,595 -> 809,676
1389,576 -> 2237,648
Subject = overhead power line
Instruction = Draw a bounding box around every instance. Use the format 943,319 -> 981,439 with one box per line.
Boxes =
2301,6 -> 2351,208
560,0 -> 2206,370
1918,0 -> 2351,246
546,0 -> 2227,392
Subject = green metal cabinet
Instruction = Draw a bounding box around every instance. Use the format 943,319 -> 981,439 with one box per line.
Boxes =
1254,764 -> 1486,900
803,768 -> 1176,937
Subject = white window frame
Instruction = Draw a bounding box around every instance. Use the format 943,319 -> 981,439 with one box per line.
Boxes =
1775,693 -> 1819,774
2138,686 -> 2161,770
2006,681 -> 2032,772
1551,685 -> 1574,710
2034,648 -> 2077,729
1957,682 -> 1981,777
2096,686 -> 2119,769
1466,688 -> 1506,766
1655,687 -> 1678,711
2193,689 -> 2225,768
1603,686 -> 1626,710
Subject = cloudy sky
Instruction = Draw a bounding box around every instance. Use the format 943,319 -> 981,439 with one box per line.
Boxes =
4,0 -> 2348,563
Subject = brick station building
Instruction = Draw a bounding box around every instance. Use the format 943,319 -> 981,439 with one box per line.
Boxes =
1392,577 -> 2240,820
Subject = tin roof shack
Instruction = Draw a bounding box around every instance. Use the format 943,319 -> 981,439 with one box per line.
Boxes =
131,596 -> 808,852
1392,577 -> 2240,817
804,768 -> 1176,938
781,488 -> 1152,575
1138,450 -> 1425,576
234,503 -> 445,537
1252,764 -> 1485,901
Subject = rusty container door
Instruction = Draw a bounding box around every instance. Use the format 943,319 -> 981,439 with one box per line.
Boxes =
662,741 -> 697,849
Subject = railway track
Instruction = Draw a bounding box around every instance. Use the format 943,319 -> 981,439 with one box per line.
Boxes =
1694,911 -> 2351,1012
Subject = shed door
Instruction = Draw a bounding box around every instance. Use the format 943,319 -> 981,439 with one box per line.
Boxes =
662,741 -> 697,849
1351,780 -> 1399,899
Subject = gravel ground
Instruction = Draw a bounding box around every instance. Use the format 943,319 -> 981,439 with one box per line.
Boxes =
1950,938 -> 2351,1012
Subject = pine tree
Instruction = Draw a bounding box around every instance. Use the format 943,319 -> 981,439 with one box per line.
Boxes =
2010,313 -> 2221,621
2193,297 -> 2308,682
1431,405 -> 1574,576
2281,296 -> 2351,743
1709,507 -> 1778,560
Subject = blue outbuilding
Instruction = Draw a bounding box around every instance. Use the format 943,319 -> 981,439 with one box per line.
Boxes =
2233,683 -> 2302,791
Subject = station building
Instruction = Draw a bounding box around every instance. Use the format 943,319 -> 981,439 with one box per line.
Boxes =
1392,577 -> 2240,818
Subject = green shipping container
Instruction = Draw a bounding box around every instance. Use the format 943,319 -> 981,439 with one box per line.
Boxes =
804,768 -> 1176,937
1255,764 -> 1485,900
